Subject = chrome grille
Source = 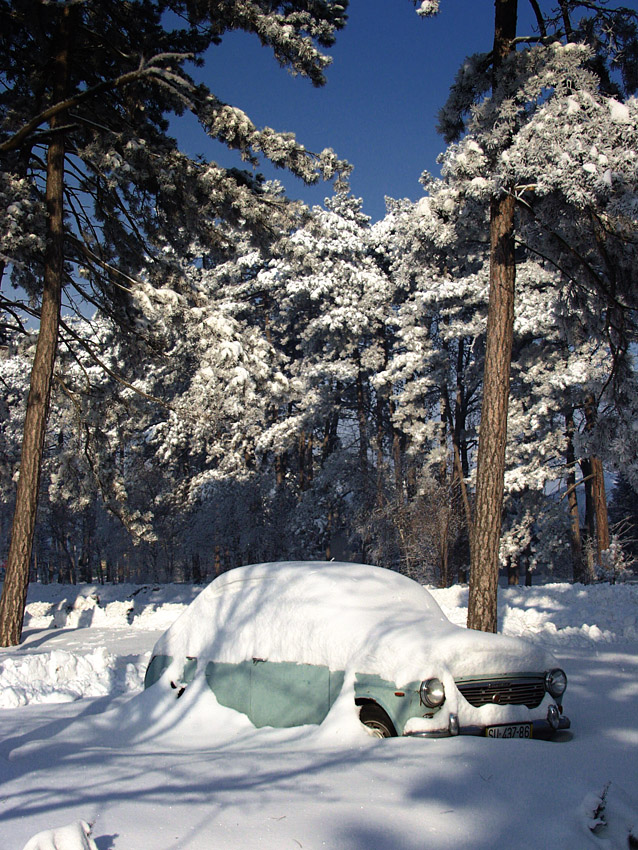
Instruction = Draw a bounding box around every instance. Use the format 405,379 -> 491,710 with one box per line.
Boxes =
456,676 -> 545,708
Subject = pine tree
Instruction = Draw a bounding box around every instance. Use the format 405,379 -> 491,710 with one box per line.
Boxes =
0,0 -> 349,645
412,0 -> 638,630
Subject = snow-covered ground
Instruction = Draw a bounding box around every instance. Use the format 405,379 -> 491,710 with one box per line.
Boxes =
1,576 -> 637,849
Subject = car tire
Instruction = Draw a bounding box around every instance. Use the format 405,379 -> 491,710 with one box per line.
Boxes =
359,703 -> 396,738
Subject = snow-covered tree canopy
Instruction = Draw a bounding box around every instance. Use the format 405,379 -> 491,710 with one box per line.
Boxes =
0,0 -> 350,340
430,1 -> 638,144
385,1 -> 638,582
2,0 -> 638,593
432,41 -> 638,352
411,1 -> 638,381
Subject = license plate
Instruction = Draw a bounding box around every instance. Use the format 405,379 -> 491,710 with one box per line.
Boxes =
486,723 -> 532,739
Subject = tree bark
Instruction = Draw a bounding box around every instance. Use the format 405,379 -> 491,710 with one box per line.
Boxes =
0,260 -> 6,344
580,456 -> 597,576
583,393 -> 610,561
0,6 -> 71,646
565,410 -> 586,582
439,384 -> 450,484
467,0 -> 518,635
441,380 -> 473,539
297,430 -> 313,491
507,554 -> 519,586
591,455 -> 610,560
455,338 -> 470,478
322,382 -> 340,465
467,191 -> 516,632
355,354 -> 369,479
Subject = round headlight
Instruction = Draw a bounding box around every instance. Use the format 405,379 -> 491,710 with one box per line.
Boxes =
420,677 -> 446,708
545,668 -> 567,698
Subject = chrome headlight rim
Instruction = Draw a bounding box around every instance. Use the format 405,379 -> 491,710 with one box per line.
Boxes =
545,667 -> 567,698
420,677 -> 446,708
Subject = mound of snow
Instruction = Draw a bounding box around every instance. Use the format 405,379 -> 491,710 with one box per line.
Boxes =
23,583 -> 201,631
131,601 -> 193,631
434,582 -> 638,645
0,647 -> 145,708
22,820 -> 98,850
24,594 -> 133,630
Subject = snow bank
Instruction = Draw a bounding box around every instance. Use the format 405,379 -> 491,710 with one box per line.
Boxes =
435,582 -> 638,645
22,575 -> 638,648
0,647 -> 145,708
2,571 -> 638,850
20,575 -> 638,647
0,584 -> 189,709
22,583 -> 200,631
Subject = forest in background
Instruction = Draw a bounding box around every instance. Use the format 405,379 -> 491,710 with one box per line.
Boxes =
1,0 -> 638,599
2,179 -> 637,588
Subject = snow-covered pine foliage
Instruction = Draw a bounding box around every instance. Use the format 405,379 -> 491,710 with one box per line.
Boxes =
0,190 -> 395,576
163,191 -> 395,562
1,0 -> 350,331
0,1 -> 350,585
3,1 -> 638,586
382,12 -> 638,575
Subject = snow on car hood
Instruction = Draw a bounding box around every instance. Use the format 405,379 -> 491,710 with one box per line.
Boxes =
151,562 -> 555,687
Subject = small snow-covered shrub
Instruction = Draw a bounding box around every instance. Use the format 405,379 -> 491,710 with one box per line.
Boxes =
597,536 -> 636,584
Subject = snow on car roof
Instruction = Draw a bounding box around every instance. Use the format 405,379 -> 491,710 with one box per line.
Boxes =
151,561 -> 554,686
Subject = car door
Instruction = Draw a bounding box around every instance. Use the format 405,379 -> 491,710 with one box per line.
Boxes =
250,659 -> 331,728
205,659 -> 343,728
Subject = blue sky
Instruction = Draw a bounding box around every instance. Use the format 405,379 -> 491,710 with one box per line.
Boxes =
178,0 -> 638,223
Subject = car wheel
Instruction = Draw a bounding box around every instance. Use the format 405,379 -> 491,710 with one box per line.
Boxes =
359,703 -> 396,738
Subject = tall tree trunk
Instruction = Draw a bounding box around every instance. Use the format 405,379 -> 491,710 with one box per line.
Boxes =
267,404 -> 286,488
584,393 -> 610,561
468,0 -> 518,634
565,410 -> 587,582
375,390 -> 388,508
392,421 -> 404,499
374,331 -> 391,507
455,338 -> 470,478
0,6 -> 71,646
0,260 -> 6,344
298,430 -> 307,491
305,432 -> 314,488
580,456 -> 597,576
507,554 -> 519,586
524,557 -> 533,586
439,510 -> 451,588
439,383 -> 450,484
322,382 -> 340,465
441,380 -> 473,539
591,455 -> 609,560
79,508 -> 95,584
355,355 -> 369,479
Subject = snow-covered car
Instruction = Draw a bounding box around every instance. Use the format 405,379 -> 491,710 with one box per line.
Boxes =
144,561 -> 570,739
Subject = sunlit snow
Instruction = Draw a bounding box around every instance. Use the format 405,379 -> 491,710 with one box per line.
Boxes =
1,572 -> 637,850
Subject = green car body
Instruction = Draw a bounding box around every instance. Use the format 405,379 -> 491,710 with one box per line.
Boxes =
144,655 -> 423,734
144,654 -> 567,739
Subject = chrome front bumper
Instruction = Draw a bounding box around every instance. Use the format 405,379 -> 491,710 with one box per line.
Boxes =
405,707 -> 571,739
